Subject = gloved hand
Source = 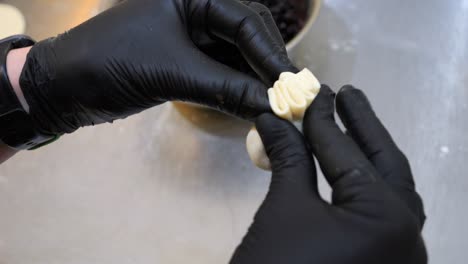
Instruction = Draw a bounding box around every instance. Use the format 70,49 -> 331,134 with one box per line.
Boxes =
231,85 -> 427,264
19,0 -> 295,136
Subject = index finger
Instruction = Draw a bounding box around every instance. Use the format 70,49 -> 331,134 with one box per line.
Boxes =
206,0 -> 298,84
336,86 -> 425,225
303,86 -> 378,192
335,85 -> 414,189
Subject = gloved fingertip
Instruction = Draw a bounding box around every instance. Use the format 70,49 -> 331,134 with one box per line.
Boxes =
304,84 -> 336,122
255,113 -> 309,167
336,85 -> 375,122
337,84 -> 362,100
337,85 -> 370,106
338,84 -> 356,93
320,84 -> 336,97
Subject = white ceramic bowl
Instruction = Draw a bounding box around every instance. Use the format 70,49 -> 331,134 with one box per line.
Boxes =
286,0 -> 322,53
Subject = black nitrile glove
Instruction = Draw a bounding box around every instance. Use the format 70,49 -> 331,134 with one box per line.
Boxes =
20,0 -> 295,136
231,86 -> 427,264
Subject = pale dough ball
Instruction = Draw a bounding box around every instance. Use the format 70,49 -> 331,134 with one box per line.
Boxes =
268,68 -> 320,121
0,4 -> 26,39
246,127 -> 271,171
246,68 -> 320,171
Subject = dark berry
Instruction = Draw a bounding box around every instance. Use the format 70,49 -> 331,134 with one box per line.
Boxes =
251,0 -> 309,43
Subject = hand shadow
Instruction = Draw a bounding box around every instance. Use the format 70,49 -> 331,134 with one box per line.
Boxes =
172,102 -> 252,139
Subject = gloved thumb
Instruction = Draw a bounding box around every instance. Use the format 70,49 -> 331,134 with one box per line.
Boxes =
256,113 -> 319,199
182,57 -> 271,120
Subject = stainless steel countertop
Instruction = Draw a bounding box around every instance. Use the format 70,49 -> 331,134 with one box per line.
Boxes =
1,0 -> 467,263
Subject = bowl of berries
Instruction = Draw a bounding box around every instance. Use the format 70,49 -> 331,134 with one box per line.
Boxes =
254,0 -> 321,51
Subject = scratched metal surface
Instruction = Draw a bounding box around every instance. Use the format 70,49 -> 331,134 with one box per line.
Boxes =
0,0 -> 467,263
